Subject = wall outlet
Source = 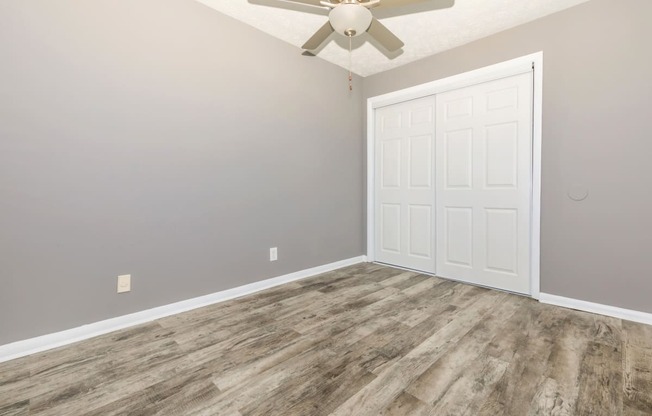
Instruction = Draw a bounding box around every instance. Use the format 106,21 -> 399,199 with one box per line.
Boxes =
117,274 -> 131,293
269,247 -> 278,262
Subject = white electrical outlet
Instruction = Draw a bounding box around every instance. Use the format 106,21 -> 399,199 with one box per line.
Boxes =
117,274 -> 131,293
269,247 -> 278,262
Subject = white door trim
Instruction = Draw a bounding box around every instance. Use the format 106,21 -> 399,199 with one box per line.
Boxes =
366,52 -> 543,299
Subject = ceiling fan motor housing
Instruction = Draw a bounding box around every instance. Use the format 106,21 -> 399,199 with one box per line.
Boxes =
329,3 -> 373,37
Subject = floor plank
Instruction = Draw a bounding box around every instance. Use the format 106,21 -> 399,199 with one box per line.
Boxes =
623,335 -> 652,414
380,391 -> 429,416
406,295 -> 524,405
329,290 -> 508,415
477,304 -> 566,416
575,341 -> 623,416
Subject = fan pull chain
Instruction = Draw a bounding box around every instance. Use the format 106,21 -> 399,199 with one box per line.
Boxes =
348,35 -> 353,91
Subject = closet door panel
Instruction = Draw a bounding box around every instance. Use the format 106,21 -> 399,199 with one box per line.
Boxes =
375,96 -> 436,273
436,72 -> 533,294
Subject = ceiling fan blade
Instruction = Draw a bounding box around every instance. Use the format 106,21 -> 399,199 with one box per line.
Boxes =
271,0 -> 328,7
248,0 -> 329,15
376,0 -> 453,9
366,18 -> 404,51
302,21 -> 335,50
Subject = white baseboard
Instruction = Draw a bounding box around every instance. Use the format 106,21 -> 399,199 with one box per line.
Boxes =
0,256 -> 367,363
539,293 -> 652,326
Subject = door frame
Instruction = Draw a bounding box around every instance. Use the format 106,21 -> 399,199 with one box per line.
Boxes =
366,52 -> 543,299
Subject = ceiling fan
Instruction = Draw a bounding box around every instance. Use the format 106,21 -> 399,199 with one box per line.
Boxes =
258,0 -> 453,53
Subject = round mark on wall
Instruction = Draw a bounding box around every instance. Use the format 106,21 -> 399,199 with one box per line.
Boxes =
568,184 -> 589,201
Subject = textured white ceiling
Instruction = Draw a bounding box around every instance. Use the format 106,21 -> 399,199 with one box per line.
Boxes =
195,0 -> 590,77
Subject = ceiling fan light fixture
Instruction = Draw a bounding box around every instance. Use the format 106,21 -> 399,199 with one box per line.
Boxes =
329,4 -> 373,37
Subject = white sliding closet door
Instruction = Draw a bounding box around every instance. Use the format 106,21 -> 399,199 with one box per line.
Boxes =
375,96 -> 436,273
436,72 -> 533,294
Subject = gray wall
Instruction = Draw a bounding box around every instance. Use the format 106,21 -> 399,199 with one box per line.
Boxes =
363,0 -> 652,313
0,0 -> 364,344
2,0 -> 650,346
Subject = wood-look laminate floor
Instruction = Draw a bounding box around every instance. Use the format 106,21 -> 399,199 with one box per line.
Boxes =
1,263 -> 652,416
